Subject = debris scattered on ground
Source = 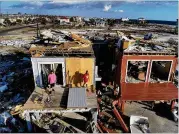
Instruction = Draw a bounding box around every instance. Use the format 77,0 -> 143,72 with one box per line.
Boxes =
130,115 -> 151,133
0,40 -> 31,48
0,53 -> 34,132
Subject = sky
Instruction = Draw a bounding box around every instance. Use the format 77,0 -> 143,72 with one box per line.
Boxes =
1,0 -> 178,21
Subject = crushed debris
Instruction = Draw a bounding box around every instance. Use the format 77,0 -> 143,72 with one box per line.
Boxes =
0,53 -> 33,132
126,61 -> 148,83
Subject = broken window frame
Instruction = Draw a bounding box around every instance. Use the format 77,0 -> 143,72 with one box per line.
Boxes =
125,60 -> 150,83
37,62 -> 66,87
148,60 -> 173,82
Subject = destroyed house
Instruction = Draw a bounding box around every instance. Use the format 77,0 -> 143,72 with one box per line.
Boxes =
116,41 -> 178,102
30,44 -> 95,88
22,33 -> 98,132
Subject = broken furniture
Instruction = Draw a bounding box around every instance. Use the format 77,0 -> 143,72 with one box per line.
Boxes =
130,115 -> 150,133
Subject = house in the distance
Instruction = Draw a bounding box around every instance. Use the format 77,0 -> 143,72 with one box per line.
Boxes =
121,17 -> 129,22
95,19 -> 106,27
138,17 -> 146,24
57,16 -> 70,23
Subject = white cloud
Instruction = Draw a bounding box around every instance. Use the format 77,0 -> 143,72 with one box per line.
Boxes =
125,0 -> 141,2
28,1 -> 44,6
49,0 -> 86,4
114,9 -> 124,12
103,4 -> 112,12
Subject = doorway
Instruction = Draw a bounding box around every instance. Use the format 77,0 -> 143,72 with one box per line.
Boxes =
54,63 -> 63,85
41,64 -> 53,88
38,62 -> 65,87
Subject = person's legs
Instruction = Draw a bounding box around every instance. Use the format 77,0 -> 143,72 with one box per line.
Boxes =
50,83 -> 55,90
50,83 -> 55,96
83,82 -> 87,87
47,91 -> 52,102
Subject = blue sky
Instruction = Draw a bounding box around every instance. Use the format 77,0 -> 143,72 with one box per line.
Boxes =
1,0 -> 178,21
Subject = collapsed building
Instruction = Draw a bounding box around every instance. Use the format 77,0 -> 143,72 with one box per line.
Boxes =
116,38 -> 178,108
95,31 -> 178,133
22,30 -> 101,132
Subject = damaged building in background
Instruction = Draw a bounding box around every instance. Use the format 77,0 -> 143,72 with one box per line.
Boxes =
93,32 -> 178,132
22,30 -> 101,133
115,38 -> 178,111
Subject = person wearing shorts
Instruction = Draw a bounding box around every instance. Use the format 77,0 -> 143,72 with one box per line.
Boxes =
48,70 -> 56,91
83,70 -> 89,87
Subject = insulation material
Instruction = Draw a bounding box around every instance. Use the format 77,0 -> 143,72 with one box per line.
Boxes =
70,33 -> 91,44
123,40 -> 136,49
66,58 -> 94,87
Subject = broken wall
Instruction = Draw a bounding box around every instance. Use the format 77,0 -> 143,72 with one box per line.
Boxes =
65,57 -> 95,88
118,55 -> 177,83
150,61 -> 172,82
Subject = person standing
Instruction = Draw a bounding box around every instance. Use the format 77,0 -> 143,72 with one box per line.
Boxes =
48,70 -> 56,91
83,70 -> 89,87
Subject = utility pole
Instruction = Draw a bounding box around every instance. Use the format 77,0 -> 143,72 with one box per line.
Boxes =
0,1 -> 2,18
37,22 -> 39,37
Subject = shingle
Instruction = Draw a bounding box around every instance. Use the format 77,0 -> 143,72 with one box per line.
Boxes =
67,88 -> 87,108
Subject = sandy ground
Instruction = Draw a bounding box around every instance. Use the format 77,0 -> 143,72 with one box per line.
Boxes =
124,102 -> 178,133
0,46 -> 26,55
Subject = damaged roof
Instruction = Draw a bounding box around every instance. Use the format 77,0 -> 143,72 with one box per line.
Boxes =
124,41 -> 177,55
29,30 -> 94,57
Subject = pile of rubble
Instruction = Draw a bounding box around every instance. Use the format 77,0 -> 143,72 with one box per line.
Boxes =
27,112 -> 90,133
97,83 -> 129,133
126,61 -> 148,83
125,38 -> 178,54
0,40 -> 31,48
0,54 -> 34,132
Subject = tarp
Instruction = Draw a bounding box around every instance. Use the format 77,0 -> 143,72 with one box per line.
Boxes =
0,85 -> 8,92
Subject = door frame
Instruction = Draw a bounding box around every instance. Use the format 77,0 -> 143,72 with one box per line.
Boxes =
38,62 -> 66,87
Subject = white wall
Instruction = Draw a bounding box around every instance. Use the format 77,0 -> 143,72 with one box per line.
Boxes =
31,57 -> 65,87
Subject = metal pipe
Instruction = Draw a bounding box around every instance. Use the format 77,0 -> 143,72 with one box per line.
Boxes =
112,101 -> 129,132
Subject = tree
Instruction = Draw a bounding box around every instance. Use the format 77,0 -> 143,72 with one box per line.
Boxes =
174,26 -> 178,34
89,18 -> 95,25
4,18 -> 11,26
11,22 -> 17,26
24,20 -> 29,24
28,18 -> 32,22
69,17 -> 74,22
40,17 -> 47,25
16,19 -> 22,24
107,19 -> 115,27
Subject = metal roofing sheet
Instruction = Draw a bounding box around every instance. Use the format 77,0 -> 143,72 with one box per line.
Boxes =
67,88 -> 87,108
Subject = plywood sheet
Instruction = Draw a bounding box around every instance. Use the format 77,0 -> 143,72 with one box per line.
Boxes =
121,82 -> 178,101
66,57 -> 94,87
